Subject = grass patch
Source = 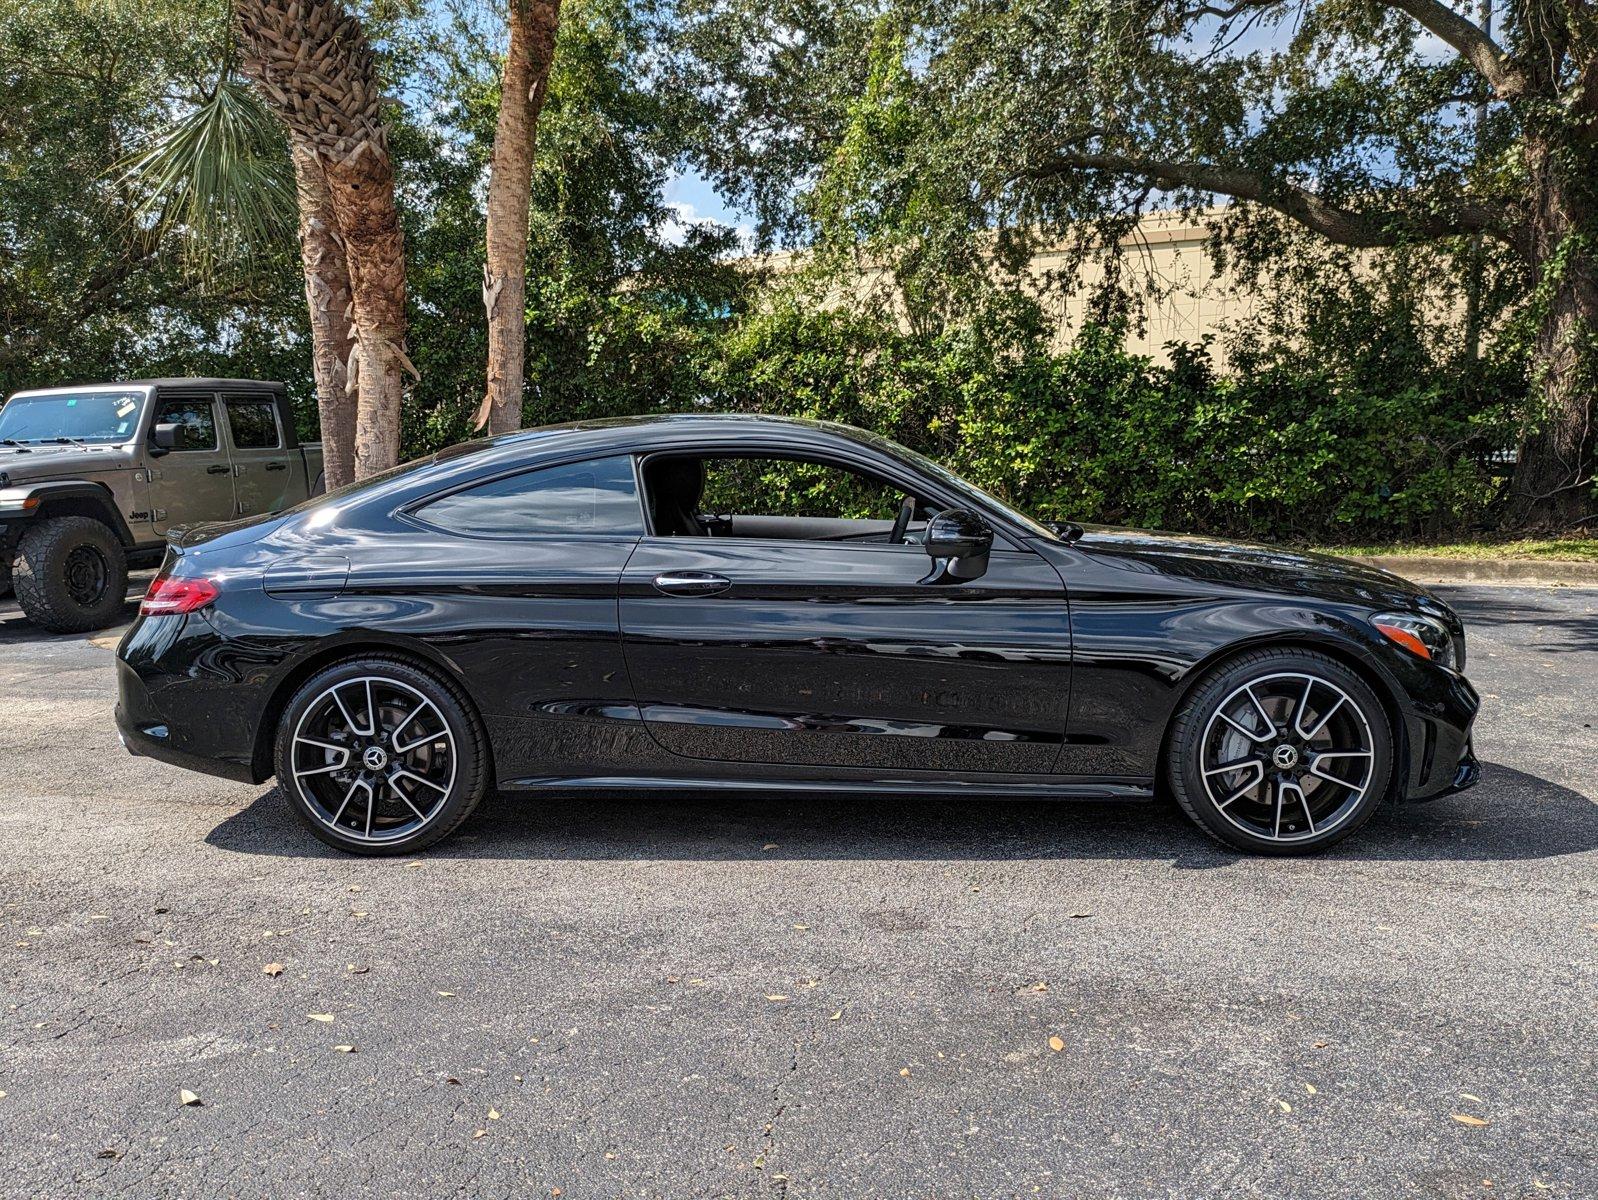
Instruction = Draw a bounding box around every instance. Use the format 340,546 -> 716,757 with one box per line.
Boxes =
1311,537 -> 1598,563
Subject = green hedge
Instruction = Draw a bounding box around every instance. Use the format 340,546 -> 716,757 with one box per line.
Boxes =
394,301 -> 1520,545
694,308 -> 1520,544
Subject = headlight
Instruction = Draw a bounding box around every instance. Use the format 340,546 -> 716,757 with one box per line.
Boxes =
1372,611 -> 1456,668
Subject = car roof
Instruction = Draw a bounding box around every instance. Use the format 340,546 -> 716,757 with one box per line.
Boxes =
8,378 -> 285,398
474,412 -> 888,455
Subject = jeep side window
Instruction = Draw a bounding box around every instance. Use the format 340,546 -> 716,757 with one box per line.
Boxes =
225,398 -> 281,449
153,397 -> 218,452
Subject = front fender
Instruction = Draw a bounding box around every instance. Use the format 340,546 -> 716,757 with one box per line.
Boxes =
0,480 -> 136,545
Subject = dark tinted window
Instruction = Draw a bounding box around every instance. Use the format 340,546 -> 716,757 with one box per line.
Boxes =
226,397 -> 280,448
416,455 -> 641,538
152,396 -> 217,451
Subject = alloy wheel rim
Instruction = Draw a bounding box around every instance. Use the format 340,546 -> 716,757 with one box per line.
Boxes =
63,545 -> 108,606
290,676 -> 457,844
1199,671 -> 1375,844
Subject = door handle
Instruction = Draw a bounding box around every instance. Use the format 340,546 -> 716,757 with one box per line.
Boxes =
206,464 -> 230,475
265,461 -> 287,471
652,572 -> 731,597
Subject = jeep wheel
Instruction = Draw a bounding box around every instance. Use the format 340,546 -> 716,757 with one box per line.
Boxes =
13,516 -> 130,633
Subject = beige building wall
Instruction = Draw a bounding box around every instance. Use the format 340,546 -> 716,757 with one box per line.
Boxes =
749,209 -> 1263,367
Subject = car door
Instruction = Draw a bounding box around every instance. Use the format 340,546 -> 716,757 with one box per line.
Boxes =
147,391 -> 235,534
618,453 -> 1072,775
222,391 -> 294,517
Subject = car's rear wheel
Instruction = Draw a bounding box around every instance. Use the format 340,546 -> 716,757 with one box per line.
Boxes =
274,656 -> 489,855
1166,648 -> 1393,855
13,516 -> 129,633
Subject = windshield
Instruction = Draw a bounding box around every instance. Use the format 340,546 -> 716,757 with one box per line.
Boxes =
0,391 -> 147,444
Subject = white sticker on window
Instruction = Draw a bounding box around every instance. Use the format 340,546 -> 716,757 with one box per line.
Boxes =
115,399 -> 136,418
117,421 -> 129,434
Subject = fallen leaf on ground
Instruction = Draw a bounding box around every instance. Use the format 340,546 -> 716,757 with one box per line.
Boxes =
792,924 -> 809,930
347,964 -> 369,974
1452,1113 -> 1490,1127
829,1010 -> 842,1021
1068,911 -> 1092,919
262,963 -> 284,977
96,1149 -> 120,1160
179,1090 -> 202,1107
333,1045 -> 356,1054
899,1067 -> 910,1077
488,1108 -> 501,1120
1276,1100 -> 1292,1114
1460,1092 -> 1483,1103
307,1013 -> 334,1023
472,1130 -> 485,1139
1048,1036 -> 1065,1052
1305,1084 -> 1318,1095
764,994 -> 788,1001
761,843 -> 778,851
437,991 -> 456,998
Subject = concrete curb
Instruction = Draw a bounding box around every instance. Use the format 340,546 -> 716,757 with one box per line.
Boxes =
1352,554 -> 1598,588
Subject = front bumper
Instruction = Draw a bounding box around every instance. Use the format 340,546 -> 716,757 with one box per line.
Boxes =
1399,668 -> 1482,802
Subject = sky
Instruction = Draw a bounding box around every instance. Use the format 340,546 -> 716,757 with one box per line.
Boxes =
660,169 -> 754,249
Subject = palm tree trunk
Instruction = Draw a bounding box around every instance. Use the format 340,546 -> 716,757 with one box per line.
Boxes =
477,0 -> 562,435
235,0 -> 411,479
290,142 -> 356,488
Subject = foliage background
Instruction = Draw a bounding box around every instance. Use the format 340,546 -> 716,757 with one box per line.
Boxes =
0,0 -> 1530,544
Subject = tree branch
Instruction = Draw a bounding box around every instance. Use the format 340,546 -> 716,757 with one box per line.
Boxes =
1380,0 -> 1524,97
1030,151 -> 1514,247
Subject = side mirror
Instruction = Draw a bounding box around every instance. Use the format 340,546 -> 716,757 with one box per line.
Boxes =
921,507 -> 993,584
149,422 -> 179,455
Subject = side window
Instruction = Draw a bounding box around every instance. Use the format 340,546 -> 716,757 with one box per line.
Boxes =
415,455 -> 642,538
152,396 -> 217,452
225,397 -> 281,449
701,457 -> 902,520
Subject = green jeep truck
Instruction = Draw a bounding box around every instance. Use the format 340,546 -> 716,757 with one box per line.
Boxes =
0,379 -> 323,632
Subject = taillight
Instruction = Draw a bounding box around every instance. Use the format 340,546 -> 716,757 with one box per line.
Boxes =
140,573 -> 219,615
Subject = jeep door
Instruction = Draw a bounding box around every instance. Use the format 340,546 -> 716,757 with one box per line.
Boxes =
222,391 -> 297,516
147,391 -> 235,534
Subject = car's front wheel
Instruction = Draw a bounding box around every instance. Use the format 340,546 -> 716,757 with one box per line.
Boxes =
1166,648 -> 1394,855
274,656 -> 490,855
12,516 -> 129,633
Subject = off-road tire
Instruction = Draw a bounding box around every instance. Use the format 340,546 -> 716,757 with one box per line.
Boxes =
274,655 -> 491,856
1166,648 -> 1394,856
13,516 -> 129,633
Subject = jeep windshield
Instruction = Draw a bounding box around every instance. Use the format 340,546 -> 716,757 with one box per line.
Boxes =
0,391 -> 147,444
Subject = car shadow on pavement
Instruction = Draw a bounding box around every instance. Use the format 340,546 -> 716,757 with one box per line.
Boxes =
205,760 -> 1595,866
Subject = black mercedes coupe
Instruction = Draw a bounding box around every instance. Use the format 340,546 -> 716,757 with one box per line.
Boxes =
115,414 -> 1480,855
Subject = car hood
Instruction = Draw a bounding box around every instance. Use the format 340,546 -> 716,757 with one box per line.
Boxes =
1070,523 -> 1452,616
0,443 -> 137,480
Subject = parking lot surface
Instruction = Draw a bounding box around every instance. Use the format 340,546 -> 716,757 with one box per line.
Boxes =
1,582 -> 1594,1198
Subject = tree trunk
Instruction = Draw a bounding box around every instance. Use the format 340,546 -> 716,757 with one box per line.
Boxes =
290,142 -> 356,489
235,0 -> 411,479
1506,138 -> 1598,529
325,148 -> 409,477
477,0 -> 562,435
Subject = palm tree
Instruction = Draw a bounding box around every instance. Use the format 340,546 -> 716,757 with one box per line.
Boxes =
119,73 -> 360,488
477,0 -> 563,435
234,0 -> 413,478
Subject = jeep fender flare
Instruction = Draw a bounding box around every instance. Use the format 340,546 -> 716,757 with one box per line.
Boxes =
0,481 -> 136,546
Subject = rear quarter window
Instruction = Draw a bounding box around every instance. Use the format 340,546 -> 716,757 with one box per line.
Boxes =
413,455 -> 642,538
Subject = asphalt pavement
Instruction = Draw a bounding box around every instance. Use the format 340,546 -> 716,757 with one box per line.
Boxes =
0,583 -> 1593,1199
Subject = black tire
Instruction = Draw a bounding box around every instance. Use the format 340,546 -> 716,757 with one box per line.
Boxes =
274,655 -> 490,856
1166,648 -> 1394,856
12,516 -> 129,633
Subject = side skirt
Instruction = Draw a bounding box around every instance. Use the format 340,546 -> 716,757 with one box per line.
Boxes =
500,775 -> 1156,801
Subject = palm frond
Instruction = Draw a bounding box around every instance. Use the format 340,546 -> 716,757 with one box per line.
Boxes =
118,77 -> 298,283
